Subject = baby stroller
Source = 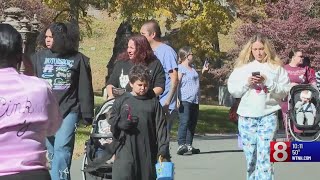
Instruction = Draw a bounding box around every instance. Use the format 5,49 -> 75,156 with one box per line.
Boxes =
82,98 -> 115,180
286,84 -> 320,141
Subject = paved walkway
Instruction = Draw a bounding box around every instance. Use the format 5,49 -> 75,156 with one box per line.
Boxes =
71,134 -> 319,180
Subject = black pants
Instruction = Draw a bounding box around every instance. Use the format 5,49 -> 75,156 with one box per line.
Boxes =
0,169 -> 51,180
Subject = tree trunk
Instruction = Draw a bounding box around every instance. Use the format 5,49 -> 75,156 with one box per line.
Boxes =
68,0 -> 80,50
212,31 -> 220,52
69,0 -> 79,25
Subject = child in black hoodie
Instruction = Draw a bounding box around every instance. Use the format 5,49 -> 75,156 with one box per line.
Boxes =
109,64 -> 170,180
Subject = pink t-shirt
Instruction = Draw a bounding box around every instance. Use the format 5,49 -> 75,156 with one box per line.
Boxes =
0,68 -> 62,176
284,64 -> 316,84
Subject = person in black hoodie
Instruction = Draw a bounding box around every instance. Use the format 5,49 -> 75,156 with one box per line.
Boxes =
31,22 -> 94,180
109,64 -> 170,180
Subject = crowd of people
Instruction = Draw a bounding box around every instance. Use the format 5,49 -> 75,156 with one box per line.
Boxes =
0,17 -> 318,180
0,19 -> 204,180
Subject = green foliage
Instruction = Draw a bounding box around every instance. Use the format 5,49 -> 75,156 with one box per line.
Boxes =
41,0 -> 236,63
79,14 -> 121,91
197,105 -> 236,134
173,1 -> 234,59
107,0 -> 235,62
42,0 -> 106,36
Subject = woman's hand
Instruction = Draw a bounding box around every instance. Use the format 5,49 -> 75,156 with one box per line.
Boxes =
107,95 -> 114,100
248,75 -> 265,86
201,63 -> 209,74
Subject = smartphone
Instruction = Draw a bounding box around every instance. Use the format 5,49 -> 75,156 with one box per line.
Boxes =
252,71 -> 260,76
203,60 -> 209,68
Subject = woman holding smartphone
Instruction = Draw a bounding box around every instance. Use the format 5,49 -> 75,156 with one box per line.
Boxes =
228,34 -> 290,180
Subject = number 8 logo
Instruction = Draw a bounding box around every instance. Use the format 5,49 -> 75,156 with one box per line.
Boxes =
273,142 -> 288,162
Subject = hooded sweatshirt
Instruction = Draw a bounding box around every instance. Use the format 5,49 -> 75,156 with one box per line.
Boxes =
228,60 -> 291,117
31,49 -> 94,119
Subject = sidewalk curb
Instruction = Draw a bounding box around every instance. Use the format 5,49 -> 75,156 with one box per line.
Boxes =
201,133 -> 238,137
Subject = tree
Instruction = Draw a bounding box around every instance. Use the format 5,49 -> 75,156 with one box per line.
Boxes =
42,0 -> 107,36
40,0 -> 235,64
210,0 -> 320,86
0,0 -> 56,28
107,0 -> 235,63
43,0 -> 87,21
235,0 -> 320,67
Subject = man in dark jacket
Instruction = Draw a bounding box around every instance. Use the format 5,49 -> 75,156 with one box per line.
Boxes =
31,22 -> 94,180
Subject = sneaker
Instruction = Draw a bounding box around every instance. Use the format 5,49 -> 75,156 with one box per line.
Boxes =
187,144 -> 200,154
177,144 -> 188,155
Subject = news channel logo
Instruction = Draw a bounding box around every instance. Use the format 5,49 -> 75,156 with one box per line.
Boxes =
270,141 -> 320,162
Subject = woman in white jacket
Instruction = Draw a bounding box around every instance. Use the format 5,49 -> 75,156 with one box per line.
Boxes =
228,34 -> 290,180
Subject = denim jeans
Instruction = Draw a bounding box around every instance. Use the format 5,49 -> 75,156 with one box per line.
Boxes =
178,101 -> 199,145
166,109 -> 178,132
46,112 -> 79,180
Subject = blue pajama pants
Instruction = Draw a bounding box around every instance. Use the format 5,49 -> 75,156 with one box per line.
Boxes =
238,113 -> 278,180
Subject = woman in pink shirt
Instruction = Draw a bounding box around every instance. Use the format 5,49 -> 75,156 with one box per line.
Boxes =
281,49 -> 316,137
0,24 -> 62,180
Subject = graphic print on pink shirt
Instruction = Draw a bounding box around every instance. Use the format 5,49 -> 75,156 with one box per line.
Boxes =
284,65 -> 309,84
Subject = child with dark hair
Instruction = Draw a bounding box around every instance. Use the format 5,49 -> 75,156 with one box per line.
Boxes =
31,22 -> 94,180
108,64 -> 170,180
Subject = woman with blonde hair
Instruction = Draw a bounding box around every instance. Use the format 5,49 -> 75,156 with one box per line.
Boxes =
228,34 -> 290,180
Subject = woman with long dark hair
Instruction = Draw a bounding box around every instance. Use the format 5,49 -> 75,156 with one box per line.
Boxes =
31,22 -> 94,180
106,35 -> 165,99
0,24 -> 61,180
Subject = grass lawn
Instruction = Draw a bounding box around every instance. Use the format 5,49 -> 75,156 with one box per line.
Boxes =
73,97 -> 236,159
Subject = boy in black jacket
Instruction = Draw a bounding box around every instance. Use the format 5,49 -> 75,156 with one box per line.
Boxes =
109,64 -> 170,180
31,22 -> 94,180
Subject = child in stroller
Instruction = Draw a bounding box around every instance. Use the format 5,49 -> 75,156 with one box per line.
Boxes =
287,84 -> 320,141
295,90 -> 316,126
82,98 -> 115,180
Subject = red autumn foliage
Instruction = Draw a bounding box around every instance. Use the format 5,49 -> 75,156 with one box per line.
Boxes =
210,0 -> 320,86
235,0 -> 320,68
